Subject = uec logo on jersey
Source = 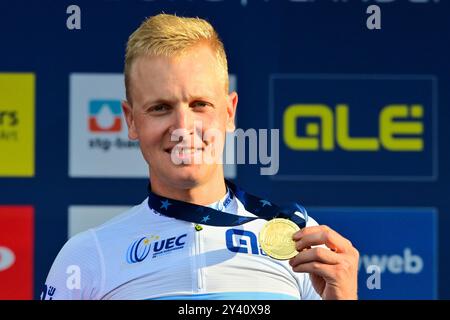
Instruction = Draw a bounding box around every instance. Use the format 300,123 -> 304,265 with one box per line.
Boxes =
225,229 -> 266,256
127,234 -> 187,264
127,237 -> 152,263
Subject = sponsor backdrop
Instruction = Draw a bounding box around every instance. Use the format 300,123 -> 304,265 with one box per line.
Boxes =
0,0 -> 448,299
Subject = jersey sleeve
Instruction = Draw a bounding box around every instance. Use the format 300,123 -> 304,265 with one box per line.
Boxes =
41,229 -> 104,300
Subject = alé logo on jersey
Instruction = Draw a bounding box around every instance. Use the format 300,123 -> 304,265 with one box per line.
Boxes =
225,229 -> 267,256
270,75 -> 436,180
127,233 -> 187,264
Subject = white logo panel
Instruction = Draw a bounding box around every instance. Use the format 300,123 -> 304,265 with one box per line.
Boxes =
68,205 -> 132,238
69,73 -> 148,177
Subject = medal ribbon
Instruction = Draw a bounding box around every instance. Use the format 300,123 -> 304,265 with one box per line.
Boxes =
147,180 -> 308,228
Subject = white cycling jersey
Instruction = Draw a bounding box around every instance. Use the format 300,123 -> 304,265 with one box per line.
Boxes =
42,191 -> 321,300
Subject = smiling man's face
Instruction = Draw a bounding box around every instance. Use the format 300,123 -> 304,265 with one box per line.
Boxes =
123,43 -> 237,190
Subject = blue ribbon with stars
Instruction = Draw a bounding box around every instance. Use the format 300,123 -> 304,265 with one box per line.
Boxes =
147,180 -> 308,228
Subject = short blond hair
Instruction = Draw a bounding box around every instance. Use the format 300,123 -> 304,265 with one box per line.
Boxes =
124,13 -> 229,103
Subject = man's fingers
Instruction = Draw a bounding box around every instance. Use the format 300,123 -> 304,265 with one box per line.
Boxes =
293,225 -> 352,253
294,233 -> 326,252
294,232 -> 340,252
289,247 -> 339,268
290,261 -> 335,280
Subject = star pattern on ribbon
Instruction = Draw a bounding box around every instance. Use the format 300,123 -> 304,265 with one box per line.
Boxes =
234,217 -> 250,224
160,199 -> 172,210
147,180 -> 307,229
260,200 -> 271,207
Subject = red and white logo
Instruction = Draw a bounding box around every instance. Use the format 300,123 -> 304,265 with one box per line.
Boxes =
0,246 -> 15,271
0,206 -> 34,300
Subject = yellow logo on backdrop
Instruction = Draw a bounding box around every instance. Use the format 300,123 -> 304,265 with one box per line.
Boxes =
283,104 -> 424,152
0,73 -> 35,176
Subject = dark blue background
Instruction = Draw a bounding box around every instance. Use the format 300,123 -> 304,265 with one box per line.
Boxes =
0,0 -> 448,299
310,208 -> 437,299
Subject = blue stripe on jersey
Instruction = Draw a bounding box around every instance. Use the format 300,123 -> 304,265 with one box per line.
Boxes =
149,292 -> 298,300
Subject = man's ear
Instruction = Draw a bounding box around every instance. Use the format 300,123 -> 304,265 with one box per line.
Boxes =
122,100 -> 138,140
226,91 -> 238,132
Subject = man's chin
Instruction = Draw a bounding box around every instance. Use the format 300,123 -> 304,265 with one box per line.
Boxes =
159,165 -> 212,188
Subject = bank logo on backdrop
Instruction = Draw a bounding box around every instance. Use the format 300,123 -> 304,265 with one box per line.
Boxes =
269,74 -> 437,181
309,207 -> 437,299
69,73 -> 237,178
69,73 -> 146,177
0,73 -> 35,177
88,100 -> 122,133
0,206 -> 34,299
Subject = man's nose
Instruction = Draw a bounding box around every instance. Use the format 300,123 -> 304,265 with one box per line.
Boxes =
169,105 -> 195,135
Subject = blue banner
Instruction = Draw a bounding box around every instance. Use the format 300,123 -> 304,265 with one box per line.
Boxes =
309,208 -> 438,299
270,75 -> 436,181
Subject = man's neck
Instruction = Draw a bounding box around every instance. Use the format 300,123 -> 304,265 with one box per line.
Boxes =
149,171 -> 227,206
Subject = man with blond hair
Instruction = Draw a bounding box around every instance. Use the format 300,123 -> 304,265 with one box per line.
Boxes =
43,13 -> 359,300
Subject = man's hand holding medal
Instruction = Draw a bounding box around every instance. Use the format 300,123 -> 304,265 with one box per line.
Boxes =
259,219 -> 359,300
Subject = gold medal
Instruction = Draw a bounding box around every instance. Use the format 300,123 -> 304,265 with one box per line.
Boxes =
259,218 -> 300,260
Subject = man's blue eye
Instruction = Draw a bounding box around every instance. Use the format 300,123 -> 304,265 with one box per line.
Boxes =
193,102 -> 208,107
151,105 -> 168,112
